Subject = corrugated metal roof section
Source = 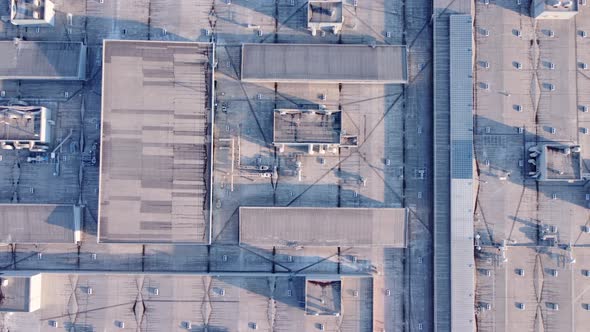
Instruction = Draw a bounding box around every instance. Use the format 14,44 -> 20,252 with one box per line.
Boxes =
0,41 -> 85,80
98,40 -> 212,244
432,12 -> 452,332
239,207 -> 407,247
0,204 -> 79,244
241,43 -> 408,84
449,14 -> 475,332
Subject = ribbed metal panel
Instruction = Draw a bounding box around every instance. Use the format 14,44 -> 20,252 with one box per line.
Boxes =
433,11 -> 452,332
449,14 -> 475,332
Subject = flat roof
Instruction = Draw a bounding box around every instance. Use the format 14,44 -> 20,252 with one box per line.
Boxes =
98,40 -> 212,244
241,44 -> 408,84
0,41 -> 85,80
3,272 -> 373,331
0,204 -> 79,244
239,207 -> 407,247
273,109 -> 341,145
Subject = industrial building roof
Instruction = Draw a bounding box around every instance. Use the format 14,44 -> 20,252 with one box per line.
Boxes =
0,41 -> 85,80
241,44 -> 408,83
0,204 -> 80,244
2,272 -> 373,332
239,207 -> 407,247
273,109 -> 341,145
98,40 -> 212,244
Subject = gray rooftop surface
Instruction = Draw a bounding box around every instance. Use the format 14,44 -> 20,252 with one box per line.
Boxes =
273,109 -> 341,145
4,272 -> 373,332
239,207 -> 407,247
0,204 -> 78,244
98,40 -> 212,244
0,41 -> 85,80
241,43 -> 408,83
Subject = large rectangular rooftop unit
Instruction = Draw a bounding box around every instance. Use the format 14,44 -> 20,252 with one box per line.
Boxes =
532,0 -> 578,19
0,105 -> 52,152
239,207 -> 407,247
98,40 -> 213,244
0,41 -> 86,80
0,273 -> 42,313
0,204 -> 81,244
241,43 -> 408,84
10,0 -> 55,26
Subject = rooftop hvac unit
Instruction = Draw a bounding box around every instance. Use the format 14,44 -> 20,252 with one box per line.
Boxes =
33,10 -> 41,19
1,279 -> 8,286
563,1 -> 574,7
87,287 -> 93,295
181,321 -> 192,329
49,320 -> 58,328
